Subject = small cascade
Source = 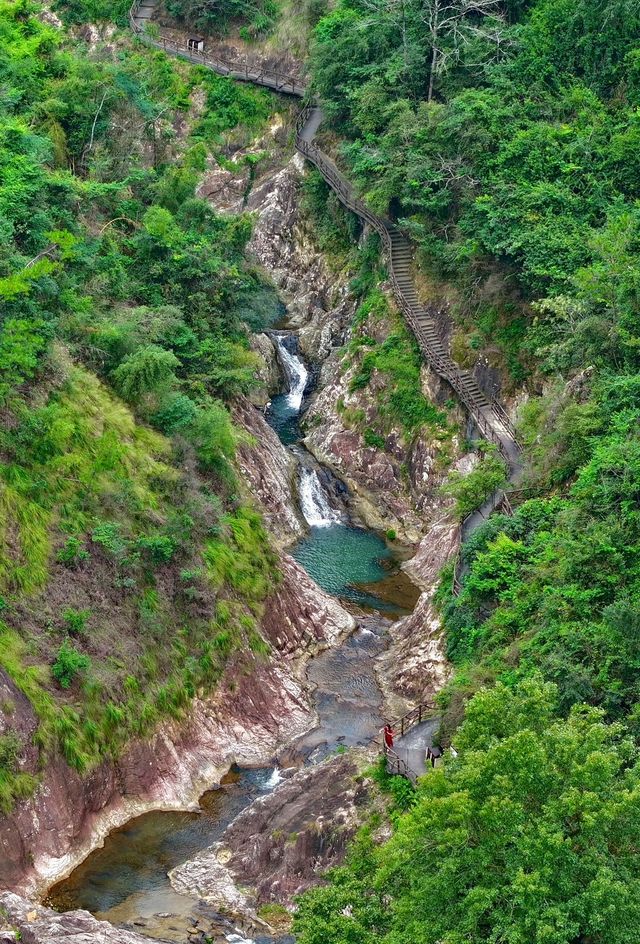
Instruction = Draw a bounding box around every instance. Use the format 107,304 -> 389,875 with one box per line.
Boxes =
299,467 -> 343,528
273,333 -> 308,411
263,766 -> 283,789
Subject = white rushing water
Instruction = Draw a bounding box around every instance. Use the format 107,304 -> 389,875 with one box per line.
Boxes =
299,467 -> 343,528
263,766 -> 283,789
273,334 -> 308,411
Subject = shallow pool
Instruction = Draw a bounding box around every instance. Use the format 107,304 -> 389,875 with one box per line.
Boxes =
292,523 -> 416,615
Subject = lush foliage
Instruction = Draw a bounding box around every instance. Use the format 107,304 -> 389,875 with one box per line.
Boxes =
309,0 -> 640,378
442,445 -> 507,518
296,2 -> 640,942
166,0 -> 279,37
0,0 -> 281,811
295,681 -> 640,944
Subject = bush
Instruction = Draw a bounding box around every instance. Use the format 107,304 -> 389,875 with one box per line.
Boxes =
442,448 -> 508,518
56,537 -> 90,567
52,641 -> 91,689
364,428 -> 386,449
135,534 -> 177,565
62,608 -> 91,636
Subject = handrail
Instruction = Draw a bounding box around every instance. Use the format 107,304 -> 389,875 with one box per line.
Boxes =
384,747 -> 419,784
129,0 -> 305,96
369,702 -> 436,784
129,1 -> 524,601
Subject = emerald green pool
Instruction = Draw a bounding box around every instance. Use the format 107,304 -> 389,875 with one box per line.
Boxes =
292,524 -> 414,614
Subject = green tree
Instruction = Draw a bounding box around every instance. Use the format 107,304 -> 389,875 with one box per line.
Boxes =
112,344 -> 180,404
295,681 -> 640,944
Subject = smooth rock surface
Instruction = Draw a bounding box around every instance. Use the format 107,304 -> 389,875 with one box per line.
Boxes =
0,893 -> 161,944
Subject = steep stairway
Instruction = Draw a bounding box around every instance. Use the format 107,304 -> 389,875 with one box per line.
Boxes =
129,0 -> 521,488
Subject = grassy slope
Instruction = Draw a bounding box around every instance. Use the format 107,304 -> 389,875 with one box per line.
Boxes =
0,0 -> 285,814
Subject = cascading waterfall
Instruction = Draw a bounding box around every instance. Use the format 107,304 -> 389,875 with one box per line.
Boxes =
273,333 -> 308,411
299,467 -> 343,528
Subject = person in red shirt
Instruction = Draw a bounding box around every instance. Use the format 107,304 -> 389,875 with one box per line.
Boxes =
383,723 -> 395,751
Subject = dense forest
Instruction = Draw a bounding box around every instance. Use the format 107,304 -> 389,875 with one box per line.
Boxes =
292,0 -> 640,942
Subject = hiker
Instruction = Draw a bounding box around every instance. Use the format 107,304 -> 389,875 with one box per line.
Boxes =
383,723 -> 395,752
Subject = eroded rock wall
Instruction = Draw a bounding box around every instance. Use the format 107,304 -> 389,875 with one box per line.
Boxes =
0,558 -> 353,898
379,516 -> 459,715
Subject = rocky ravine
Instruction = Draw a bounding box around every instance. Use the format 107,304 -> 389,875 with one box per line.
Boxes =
169,752 -> 371,913
0,549 -> 353,900
203,114 -> 474,546
0,96 -> 469,944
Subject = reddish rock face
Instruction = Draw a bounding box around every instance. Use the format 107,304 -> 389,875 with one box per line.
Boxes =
0,555 -> 353,897
379,516 -> 460,711
170,753 -> 369,909
223,753 -> 369,904
233,397 -> 304,546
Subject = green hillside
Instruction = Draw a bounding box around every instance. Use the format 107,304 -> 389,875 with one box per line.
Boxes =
0,0 -> 281,813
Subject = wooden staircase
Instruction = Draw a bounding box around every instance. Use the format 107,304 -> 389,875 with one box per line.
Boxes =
129,0 -> 523,595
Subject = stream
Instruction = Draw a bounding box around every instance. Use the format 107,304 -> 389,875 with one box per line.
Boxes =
47,326 -> 419,942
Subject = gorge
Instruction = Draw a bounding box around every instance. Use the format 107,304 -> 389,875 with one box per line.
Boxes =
0,15 -> 453,937
4,0 -> 636,942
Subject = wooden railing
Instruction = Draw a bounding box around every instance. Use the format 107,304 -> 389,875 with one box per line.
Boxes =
294,107 -> 521,469
129,0 -> 305,96
385,748 -> 419,784
370,702 -> 437,783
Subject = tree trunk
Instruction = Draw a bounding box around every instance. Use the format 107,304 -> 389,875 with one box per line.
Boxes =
428,42 -> 438,102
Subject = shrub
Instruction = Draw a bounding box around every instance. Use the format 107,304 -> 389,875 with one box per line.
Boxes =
135,534 -> 177,565
52,641 -> 90,689
56,537 -> 90,567
364,428 -> 386,449
441,448 -> 508,518
62,607 -> 91,636
91,522 -> 127,557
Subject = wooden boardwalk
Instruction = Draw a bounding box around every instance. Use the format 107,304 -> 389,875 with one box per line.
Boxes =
129,1 -> 523,603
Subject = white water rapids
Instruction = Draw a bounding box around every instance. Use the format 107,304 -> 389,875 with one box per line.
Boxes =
299,467 -> 343,528
273,333 -> 308,411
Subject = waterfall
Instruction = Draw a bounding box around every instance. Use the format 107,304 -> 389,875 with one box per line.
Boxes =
299,467 -> 343,528
273,334 -> 308,411
263,766 -> 283,789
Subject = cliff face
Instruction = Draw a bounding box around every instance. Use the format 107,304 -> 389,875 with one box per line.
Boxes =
379,516 -> 459,715
304,351 -> 466,542
232,396 -> 304,546
207,138 -> 469,544
0,551 -> 353,897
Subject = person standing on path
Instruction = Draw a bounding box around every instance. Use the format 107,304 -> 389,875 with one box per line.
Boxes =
383,723 -> 395,752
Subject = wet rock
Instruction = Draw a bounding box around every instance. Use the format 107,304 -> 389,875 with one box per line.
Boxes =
262,556 -> 355,657
249,334 -> 283,408
379,516 -> 459,714
0,893 -> 160,944
0,557 -> 354,896
170,753 -> 369,909
233,398 -> 304,545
